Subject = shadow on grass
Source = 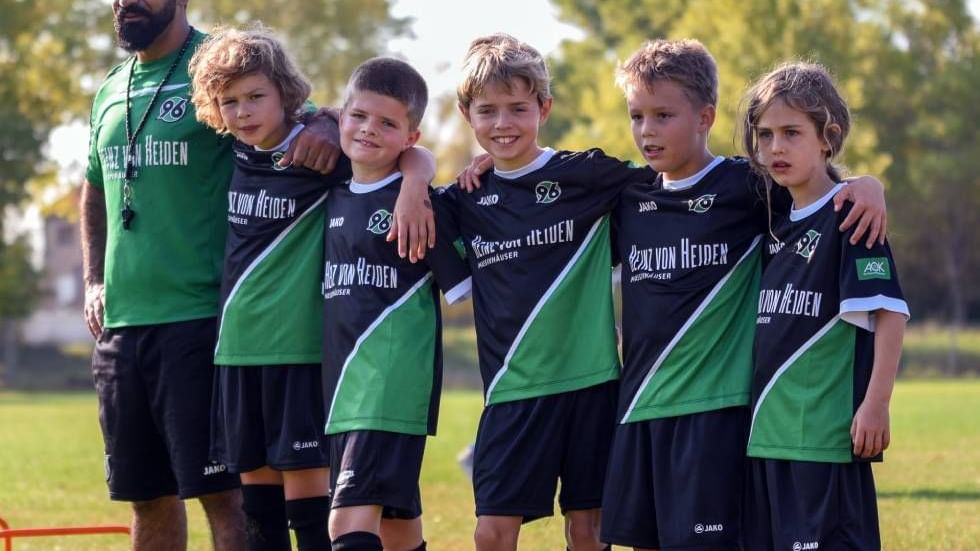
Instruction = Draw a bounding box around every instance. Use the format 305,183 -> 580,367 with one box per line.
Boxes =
878,489 -> 980,501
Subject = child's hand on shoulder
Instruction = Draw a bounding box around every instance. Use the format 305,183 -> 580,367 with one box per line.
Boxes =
456,153 -> 493,191
850,397 -> 891,458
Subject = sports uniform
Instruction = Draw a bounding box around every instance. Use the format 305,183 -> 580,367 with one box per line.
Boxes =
436,147 -> 650,520
322,172 -> 471,517
87,29 -> 238,500
602,157 -> 781,549
744,183 -> 908,551
210,124 -> 352,473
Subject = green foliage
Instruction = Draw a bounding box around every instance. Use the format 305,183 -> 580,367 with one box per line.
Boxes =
0,235 -> 41,320
545,0 -> 980,322
0,383 -> 978,549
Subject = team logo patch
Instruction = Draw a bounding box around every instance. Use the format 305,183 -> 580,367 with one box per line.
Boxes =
367,209 -> 393,235
157,96 -> 189,122
336,469 -> 355,487
534,180 -> 561,204
270,151 -> 289,171
857,257 -> 891,280
688,194 -> 716,213
794,230 -> 821,262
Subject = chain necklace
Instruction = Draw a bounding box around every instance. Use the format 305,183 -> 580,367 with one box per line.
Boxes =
121,26 -> 195,230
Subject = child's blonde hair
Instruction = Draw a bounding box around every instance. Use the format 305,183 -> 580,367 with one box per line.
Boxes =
616,39 -> 718,107
189,25 -> 311,133
741,61 -> 851,181
456,33 -> 551,109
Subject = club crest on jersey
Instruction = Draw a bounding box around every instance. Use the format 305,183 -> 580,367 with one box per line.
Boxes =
270,151 -> 289,171
367,209 -> 392,235
157,96 -> 188,123
794,230 -> 821,262
857,257 -> 891,280
534,180 -> 561,204
688,194 -> 716,213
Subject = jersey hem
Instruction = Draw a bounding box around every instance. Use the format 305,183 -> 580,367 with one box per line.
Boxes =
325,419 -> 431,436
486,367 -> 619,406
214,353 -> 322,366
103,310 -> 218,329
747,444 -> 853,463
622,392 -> 749,423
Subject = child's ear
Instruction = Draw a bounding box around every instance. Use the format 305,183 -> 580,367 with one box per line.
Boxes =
823,123 -> 842,153
458,102 -> 472,125
699,103 -> 716,131
404,128 -> 421,150
538,97 -> 553,124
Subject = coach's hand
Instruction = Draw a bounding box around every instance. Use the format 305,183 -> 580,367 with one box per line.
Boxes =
84,283 -> 106,339
281,109 -> 341,174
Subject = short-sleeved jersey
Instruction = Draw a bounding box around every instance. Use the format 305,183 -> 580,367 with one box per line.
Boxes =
86,30 -> 233,328
322,173 -> 471,436
748,183 -> 909,463
214,134 -> 351,366
614,157 -> 781,423
437,148 -> 652,405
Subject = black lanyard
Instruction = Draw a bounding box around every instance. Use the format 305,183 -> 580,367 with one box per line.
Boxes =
121,27 -> 195,230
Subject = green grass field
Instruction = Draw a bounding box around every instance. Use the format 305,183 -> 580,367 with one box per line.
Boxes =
1,381 -> 978,550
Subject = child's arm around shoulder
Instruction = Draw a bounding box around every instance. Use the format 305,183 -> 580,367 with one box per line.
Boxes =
832,175 -> 887,248
390,146 -> 438,263
851,309 -> 906,458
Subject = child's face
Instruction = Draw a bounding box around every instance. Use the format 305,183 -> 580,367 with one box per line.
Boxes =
755,98 -> 833,191
218,72 -> 290,150
340,90 -> 420,180
460,78 -> 552,172
626,80 -> 714,180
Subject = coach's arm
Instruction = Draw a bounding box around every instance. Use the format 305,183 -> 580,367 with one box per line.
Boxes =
80,179 -> 106,339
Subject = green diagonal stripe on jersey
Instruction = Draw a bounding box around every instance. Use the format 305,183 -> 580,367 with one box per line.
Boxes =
215,193 -> 328,365
748,318 -> 856,463
622,236 -> 762,423
326,274 -> 437,435
485,216 -> 620,405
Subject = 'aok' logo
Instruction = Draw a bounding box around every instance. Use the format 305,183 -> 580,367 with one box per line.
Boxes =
535,181 -> 561,204
794,230 -> 821,263
688,194 -> 716,213
367,209 -> 392,235
857,257 -> 891,280
158,96 -> 189,122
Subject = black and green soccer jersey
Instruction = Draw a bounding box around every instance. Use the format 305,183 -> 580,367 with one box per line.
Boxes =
214,129 -> 352,365
436,148 -> 652,406
322,173 -> 471,436
614,157 -> 782,423
748,183 -> 909,463
86,29 -> 233,328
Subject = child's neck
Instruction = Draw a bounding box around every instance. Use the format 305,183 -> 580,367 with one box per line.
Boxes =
662,147 -> 715,182
789,172 -> 837,210
257,122 -> 292,151
351,161 -> 399,184
493,145 -> 547,173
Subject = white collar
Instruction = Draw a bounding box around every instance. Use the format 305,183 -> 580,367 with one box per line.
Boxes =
790,182 -> 847,221
350,171 -> 402,194
254,123 -> 305,152
662,155 -> 725,191
493,148 -> 556,180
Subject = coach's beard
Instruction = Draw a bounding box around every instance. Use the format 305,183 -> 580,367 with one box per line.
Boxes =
113,0 -> 177,52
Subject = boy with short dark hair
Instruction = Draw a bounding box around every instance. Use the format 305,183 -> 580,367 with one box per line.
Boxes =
322,56 -> 471,551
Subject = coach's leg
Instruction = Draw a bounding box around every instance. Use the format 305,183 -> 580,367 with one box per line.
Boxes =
132,495 -> 187,551
564,508 -> 606,551
474,515 -> 521,551
199,488 -> 245,551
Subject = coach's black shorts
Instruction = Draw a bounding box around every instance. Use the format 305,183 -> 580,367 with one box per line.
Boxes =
328,430 -> 426,519
473,380 -> 617,522
601,406 -> 749,550
91,317 -> 239,501
742,458 -> 880,551
210,363 -> 330,473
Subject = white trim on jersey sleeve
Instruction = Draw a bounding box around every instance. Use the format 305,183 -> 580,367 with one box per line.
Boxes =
493,148 -> 556,180
443,276 -> 473,305
255,123 -> 306,152
789,182 -> 847,221
662,155 -> 725,191
840,295 -> 911,331
350,171 -> 402,194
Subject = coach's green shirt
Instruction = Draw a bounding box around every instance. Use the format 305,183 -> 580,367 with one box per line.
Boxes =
86,29 -> 232,328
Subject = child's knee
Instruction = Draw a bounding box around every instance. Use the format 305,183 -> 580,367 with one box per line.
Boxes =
474,518 -> 519,550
